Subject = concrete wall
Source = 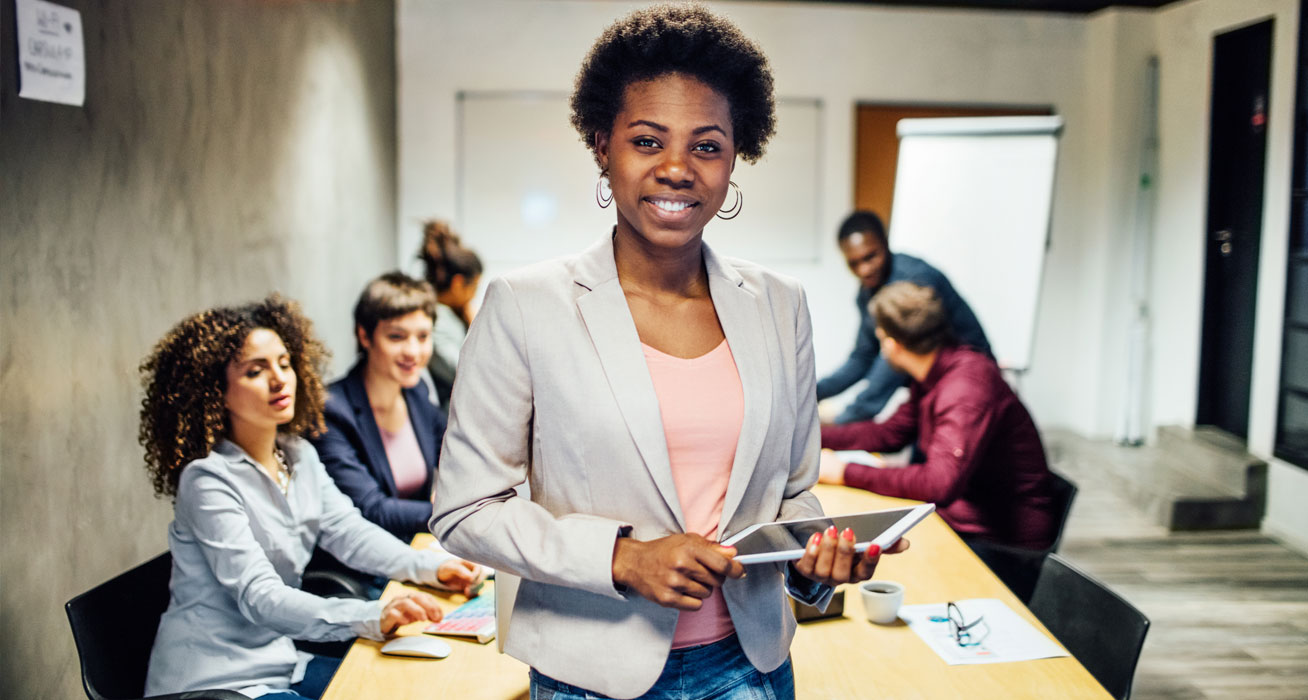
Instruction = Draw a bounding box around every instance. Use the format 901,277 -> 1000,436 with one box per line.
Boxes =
0,1 -> 397,697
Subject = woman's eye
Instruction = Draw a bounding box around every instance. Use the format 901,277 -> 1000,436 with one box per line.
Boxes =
388,335 -> 405,342
693,142 -> 721,153
633,137 -> 660,149
245,368 -> 262,378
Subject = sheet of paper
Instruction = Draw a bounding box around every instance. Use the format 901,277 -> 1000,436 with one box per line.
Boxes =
16,0 -> 85,106
899,598 -> 1069,665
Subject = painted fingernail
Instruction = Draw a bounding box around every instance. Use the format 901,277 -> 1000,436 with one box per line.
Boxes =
826,526 -> 837,538
866,544 -> 882,558
842,528 -> 855,541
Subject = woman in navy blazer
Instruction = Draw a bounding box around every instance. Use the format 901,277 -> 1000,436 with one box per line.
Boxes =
316,360 -> 445,538
312,274 -> 480,594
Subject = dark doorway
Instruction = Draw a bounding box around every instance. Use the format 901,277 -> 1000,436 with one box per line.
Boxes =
1196,19 -> 1275,440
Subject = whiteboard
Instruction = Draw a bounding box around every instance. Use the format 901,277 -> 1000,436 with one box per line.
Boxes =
457,92 -> 823,265
888,116 -> 1063,372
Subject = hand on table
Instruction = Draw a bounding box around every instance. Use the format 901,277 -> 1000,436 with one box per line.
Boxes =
437,559 -> 486,597
380,591 -> 444,635
612,533 -> 745,611
792,526 -> 910,587
818,449 -> 848,485
817,399 -> 841,426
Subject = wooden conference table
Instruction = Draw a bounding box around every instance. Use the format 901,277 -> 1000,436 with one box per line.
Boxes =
321,486 -> 1111,700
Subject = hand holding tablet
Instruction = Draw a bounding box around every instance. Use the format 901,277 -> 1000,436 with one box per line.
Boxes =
738,505 -> 931,588
721,505 -> 934,565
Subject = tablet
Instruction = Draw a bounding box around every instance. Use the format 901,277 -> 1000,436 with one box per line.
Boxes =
721,504 -> 935,565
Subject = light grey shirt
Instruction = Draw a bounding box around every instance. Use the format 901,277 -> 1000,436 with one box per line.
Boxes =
145,437 -> 454,697
433,302 -> 468,367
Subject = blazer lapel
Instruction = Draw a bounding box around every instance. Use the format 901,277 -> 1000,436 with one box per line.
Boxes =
344,365 -> 401,498
704,245 -> 773,537
404,387 -> 438,496
573,236 -> 686,531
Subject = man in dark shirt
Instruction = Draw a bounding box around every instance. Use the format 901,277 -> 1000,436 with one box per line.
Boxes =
818,211 -> 991,424
819,281 -> 1056,550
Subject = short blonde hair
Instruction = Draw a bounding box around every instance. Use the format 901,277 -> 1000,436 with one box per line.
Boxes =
870,281 -> 953,354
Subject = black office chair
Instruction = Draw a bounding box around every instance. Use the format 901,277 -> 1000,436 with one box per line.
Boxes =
1045,471 -> 1078,553
967,471 -> 1079,603
1029,553 -> 1150,700
64,552 -> 246,700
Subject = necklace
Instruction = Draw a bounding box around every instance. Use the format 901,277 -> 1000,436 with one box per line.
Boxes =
273,446 -> 291,495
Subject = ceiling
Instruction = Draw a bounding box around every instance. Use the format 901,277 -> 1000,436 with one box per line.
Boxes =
761,0 -> 1183,13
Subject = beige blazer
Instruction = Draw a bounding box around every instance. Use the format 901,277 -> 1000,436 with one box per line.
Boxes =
432,235 -> 826,699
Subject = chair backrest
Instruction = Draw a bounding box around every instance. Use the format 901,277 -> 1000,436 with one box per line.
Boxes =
65,552 -> 173,700
1029,553 -> 1150,700
1047,471 -> 1078,553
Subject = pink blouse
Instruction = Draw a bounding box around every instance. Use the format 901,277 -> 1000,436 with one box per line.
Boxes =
379,418 -> 428,498
642,339 -> 744,648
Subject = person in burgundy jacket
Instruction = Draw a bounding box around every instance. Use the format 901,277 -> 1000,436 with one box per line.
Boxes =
819,281 -> 1057,550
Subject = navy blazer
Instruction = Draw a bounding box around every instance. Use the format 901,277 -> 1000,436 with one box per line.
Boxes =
312,361 -> 447,539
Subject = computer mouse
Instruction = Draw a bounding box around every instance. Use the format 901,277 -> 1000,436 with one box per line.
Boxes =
380,635 -> 452,659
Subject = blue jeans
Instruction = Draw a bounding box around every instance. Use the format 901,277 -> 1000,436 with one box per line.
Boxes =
530,634 -> 794,700
257,654 -> 342,699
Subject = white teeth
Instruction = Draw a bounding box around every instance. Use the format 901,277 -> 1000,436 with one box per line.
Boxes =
652,199 -> 689,212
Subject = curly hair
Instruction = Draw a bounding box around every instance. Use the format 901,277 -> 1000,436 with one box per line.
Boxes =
139,295 -> 330,498
417,219 -> 483,293
570,3 -> 776,165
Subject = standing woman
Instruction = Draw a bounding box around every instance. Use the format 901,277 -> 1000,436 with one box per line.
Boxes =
432,6 -> 905,700
417,220 -> 483,408
140,297 -> 462,699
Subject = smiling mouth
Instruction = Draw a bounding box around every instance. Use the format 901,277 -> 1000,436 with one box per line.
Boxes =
645,196 -> 698,215
270,395 -> 292,407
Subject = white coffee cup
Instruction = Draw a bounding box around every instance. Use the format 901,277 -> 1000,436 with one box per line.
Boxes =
860,580 -> 904,624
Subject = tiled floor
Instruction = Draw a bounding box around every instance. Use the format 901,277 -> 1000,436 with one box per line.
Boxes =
1045,429 -> 1308,700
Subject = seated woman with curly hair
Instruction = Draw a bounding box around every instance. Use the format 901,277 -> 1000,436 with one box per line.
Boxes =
140,296 -> 467,699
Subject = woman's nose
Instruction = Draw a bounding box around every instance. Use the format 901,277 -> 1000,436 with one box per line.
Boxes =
655,152 -> 692,186
270,366 -> 290,388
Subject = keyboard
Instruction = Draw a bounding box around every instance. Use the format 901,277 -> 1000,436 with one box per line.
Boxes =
424,591 -> 496,644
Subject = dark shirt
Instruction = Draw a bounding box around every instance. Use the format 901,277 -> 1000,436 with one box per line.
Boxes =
312,361 -> 447,540
821,346 -> 1055,550
817,252 -> 990,423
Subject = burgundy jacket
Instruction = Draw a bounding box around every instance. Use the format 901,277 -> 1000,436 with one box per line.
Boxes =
821,346 -> 1056,550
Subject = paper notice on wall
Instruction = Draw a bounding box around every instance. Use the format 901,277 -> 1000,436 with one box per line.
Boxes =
16,0 -> 86,106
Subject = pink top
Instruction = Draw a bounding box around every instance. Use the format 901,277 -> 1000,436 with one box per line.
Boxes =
642,339 -> 744,648
379,417 -> 428,498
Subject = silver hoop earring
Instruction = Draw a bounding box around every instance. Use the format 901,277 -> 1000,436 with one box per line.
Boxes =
595,171 -> 613,209
717,180 -> 743,220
